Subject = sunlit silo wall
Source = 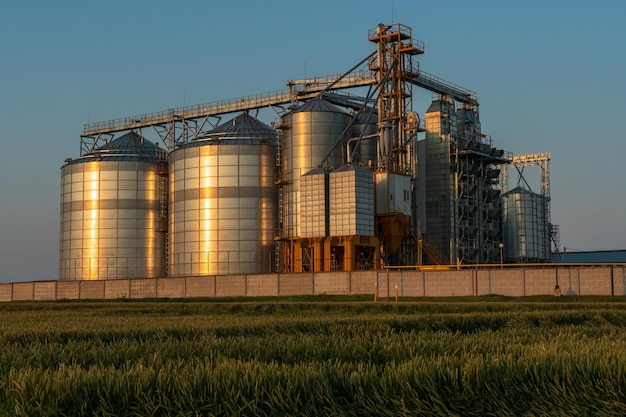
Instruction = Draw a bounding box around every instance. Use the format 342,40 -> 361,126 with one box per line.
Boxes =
168,113 -> 277,276
59,132 -> 168,280
329,165 -> 375,236
501,187 -> 550,262
279,98 -> 350,238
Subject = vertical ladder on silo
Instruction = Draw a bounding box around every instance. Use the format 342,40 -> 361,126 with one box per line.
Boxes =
275,187 -> 283,273
275,131 -> 282,167
164,233 -> 169,275
275,128 -> 283,273
158,174 -> 168,232
158,172 -> 169,274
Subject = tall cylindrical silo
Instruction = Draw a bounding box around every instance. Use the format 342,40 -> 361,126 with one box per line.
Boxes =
501,187 -> 549,262
279,98 -> 350,238
59,132 -> 168,280
168,113 -> 277,276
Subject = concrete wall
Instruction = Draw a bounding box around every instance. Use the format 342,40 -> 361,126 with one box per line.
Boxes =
314,272 -> 350,295
279,274 -> 312,296
2,266 -> 625,302
57,281 -> 80,300
80,281 -> 105,299
351,270 -> 377,295
247,274 -> 279,297
0,284 -> 13,302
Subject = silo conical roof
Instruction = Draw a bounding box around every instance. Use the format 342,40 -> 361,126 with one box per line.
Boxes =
185,113 -> 276,147
502,187 -> 537,198
293,97 -> 345,114
65,131 -> 165,164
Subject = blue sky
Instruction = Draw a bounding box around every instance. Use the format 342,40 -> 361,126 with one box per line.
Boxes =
1,0 -> 625,282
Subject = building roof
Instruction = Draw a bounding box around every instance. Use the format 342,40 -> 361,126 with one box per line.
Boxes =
553,250 -> 626,264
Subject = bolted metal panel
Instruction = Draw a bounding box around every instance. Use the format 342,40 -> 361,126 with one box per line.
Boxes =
300,168 -> 328,238
59,132 -> 167,281
168,113 -> 278,276
329,165 -> 375,236
280,98 -> 350,238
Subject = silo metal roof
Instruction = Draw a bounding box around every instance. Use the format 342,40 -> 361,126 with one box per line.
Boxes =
65,131 -> 166,165
293,97 -> 345,114
501,187 -> 539,198
426,100 -> 447,113
184,113 -> 277,147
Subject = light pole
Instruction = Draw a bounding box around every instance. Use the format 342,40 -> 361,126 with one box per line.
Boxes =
499,243 -> 504,269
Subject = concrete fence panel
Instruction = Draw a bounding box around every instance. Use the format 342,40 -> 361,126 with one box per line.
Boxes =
12,282 -> 34,301
577,266 -> 613,296
57,281 -> 80,300
80,281 -> 105,300
246,274 -> 279,297
130,279 -> 157,299
34,281 -> 57,301
157,277 -> 185,299
0,284 -> 13,302
279,274 -> 313,296
215,275 -> 246,298
185,276 -> 215,298
350,271 -> 378,295
314,272 -> 350,295
524,268 -> 557,296
477,269 -> 525,297
424,270 -> 473,297
105,279 -> 130,299
399,271 -> 425,297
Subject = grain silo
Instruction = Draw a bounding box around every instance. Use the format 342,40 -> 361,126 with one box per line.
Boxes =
501,187 -> 550,262
59,132 -> 168,280
168,113 -> 278,276
277,97 -> 350,239
275,97 -> 351,272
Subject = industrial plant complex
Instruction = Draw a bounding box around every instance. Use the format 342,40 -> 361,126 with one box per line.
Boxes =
58,23 -> 561,282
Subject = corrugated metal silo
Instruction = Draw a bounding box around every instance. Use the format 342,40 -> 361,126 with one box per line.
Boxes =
59,132 -> 168,280
501,187 -> 550,262
168,113 -> 278,276
279,98 -> 350,238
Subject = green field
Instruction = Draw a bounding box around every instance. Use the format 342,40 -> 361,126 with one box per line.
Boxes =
1,296 -> 626,416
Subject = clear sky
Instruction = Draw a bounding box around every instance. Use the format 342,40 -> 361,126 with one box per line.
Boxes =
1,0 -> 625,282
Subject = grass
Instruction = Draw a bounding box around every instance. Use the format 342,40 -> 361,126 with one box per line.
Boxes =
0,296 -> 625,415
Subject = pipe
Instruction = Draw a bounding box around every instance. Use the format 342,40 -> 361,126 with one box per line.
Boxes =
346,134 -> 379,165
